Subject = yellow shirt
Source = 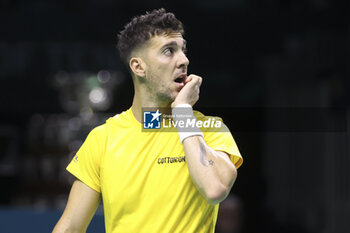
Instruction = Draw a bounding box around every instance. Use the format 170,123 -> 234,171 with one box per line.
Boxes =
67,108 -> 243,233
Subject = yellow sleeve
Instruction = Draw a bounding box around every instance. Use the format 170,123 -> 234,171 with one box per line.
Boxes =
66,125 -> 106,192
204,127 -> 243,169
194,111 -> 243,169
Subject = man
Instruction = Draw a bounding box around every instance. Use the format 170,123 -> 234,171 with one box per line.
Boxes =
52,8 -> 243,233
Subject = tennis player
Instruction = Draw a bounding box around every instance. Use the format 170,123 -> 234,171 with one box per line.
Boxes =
52,8 -> 243,233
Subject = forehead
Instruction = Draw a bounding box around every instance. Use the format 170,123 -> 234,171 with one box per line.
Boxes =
147,32 -> 186,49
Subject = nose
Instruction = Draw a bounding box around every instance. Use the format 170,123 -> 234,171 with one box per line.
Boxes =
177,51 -> 189,68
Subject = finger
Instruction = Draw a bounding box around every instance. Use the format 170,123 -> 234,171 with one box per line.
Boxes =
193,76 -> 202,85
187,76 -> 201,87
184,75 -> 192,84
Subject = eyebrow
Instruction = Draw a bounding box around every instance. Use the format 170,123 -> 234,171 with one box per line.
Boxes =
160,40 -> 187,50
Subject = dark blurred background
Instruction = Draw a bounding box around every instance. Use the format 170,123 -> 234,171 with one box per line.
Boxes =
0,0 -> 349,233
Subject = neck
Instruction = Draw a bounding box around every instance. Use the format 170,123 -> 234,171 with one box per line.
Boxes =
131,83 -> 171,123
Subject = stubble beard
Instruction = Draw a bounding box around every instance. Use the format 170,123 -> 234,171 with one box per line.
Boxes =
156,91 -> 175,107
146,71 -> 175,107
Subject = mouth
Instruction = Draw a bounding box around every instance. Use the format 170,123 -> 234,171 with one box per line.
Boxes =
174,74 -> 186,84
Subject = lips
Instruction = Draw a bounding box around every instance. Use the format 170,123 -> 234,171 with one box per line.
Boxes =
174,73 -> 186,83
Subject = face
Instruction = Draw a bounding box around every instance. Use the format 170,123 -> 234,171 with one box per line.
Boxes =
140,32 -> 189,105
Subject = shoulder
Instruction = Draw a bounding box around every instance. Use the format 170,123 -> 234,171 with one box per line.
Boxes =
91,123 -> 107,134
87,111 -> 125,138
193,110 -> 226,132
105,108 -> 134,129
193,110 -> 224,122
83,123 -> 108,146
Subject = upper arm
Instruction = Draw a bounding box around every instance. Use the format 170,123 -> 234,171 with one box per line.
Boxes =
52,179 -> 101,233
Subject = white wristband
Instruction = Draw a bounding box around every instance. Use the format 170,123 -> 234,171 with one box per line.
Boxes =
172,104 -> 204,143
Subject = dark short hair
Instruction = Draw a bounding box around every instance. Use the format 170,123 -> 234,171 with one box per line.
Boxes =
117,8 -> 184,65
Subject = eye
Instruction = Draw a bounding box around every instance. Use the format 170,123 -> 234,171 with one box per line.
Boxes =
163,47 -> 174,56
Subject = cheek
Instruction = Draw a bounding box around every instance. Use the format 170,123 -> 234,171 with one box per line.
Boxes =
154,63 -> 168,73
145,58 -> 173,84
148,65 -> 168,81
154,57 -> 172,72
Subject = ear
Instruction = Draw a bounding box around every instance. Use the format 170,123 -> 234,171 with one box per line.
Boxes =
129,57 -> 146,78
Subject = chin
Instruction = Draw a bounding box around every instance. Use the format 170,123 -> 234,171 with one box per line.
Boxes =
157,93 -> 175,106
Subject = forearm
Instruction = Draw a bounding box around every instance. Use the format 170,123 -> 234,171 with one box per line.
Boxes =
171,101 -> 237,204
52,217 -> 82,233
52,180 -> 101,233
183,136 -> 237,205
